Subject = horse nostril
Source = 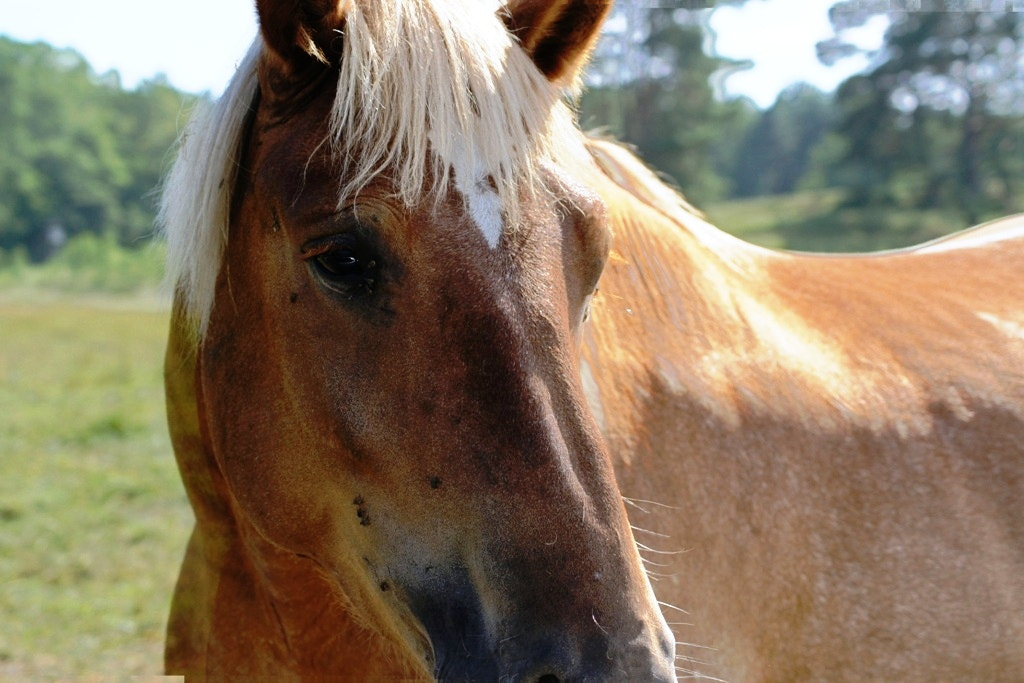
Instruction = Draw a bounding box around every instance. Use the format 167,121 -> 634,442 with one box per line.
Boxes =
535,675 -> 562,683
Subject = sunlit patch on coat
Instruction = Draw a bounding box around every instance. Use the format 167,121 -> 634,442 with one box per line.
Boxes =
579,360 -> 605,432
978,311 -> 1024,341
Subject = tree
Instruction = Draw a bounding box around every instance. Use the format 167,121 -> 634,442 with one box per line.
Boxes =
579,2 -> 753,204
730,84 -> 836,197
822,4 -> 1024,222
0,38 -> 194,260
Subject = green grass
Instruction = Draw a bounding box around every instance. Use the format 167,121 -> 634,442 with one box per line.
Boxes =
0,233 -> 166,296
0,293 -> 189,677
706,189 -> 973,252
705,189 -> 845,249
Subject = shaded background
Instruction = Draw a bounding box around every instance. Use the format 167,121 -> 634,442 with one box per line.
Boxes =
1,0 -> 1022,676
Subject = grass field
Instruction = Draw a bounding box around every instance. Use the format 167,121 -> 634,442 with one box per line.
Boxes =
0,291 -> 189,677
704,189 -> 972,252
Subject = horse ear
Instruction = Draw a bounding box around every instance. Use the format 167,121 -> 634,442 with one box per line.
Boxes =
501,0 -> 612,86
256,0 -> 348,74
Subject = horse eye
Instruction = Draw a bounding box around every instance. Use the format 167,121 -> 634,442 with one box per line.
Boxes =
315,249 -> 360,276
303,236 -> 380,297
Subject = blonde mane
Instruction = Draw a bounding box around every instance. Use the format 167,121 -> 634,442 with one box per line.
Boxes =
160,0 -> 589,335
582,136 -> 772,258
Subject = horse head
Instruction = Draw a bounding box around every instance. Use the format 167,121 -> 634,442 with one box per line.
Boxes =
163,0 -> 676,678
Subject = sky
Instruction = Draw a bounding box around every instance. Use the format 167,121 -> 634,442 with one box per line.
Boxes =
707,0 -> 887,106
0,0 -> 885,107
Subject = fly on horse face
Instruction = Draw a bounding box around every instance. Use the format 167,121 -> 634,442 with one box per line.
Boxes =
160,0 -> 1024,680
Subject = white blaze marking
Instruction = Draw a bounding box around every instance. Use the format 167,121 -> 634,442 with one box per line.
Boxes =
461,177 -> 504,249
440,134 -> 506,249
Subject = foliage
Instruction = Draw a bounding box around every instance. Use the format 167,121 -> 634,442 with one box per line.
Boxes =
0,232 -> 165,295
579,4 -> 755,204
729,84 -> 837,197
823,4 -> 1024,223
580,0 -> 1024,243
0,37 -> 195,261
705,188 -> 967,252
2,4 -> 1024,268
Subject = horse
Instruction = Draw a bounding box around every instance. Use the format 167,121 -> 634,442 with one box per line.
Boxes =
159,0 -> 1024,679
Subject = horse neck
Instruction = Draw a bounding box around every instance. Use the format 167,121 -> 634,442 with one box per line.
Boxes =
590,180 -> 853,433
597,180 -> 771,360
595,181 -> 1024,440
164,306 -> 224,523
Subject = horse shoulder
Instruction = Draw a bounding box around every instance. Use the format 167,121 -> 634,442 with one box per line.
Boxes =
585,224 -> 1024,679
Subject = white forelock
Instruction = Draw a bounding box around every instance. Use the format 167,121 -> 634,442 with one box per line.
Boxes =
159,0 -> 591,335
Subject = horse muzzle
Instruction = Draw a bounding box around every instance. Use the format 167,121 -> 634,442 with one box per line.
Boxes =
404,564 -> 677,682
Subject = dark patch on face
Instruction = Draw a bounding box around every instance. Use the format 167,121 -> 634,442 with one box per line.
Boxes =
379,580 -> 391,592
353,496 -> 370,526
289,292 -> 298,303
429,476 -> 442,489
406,566 -> 499,681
